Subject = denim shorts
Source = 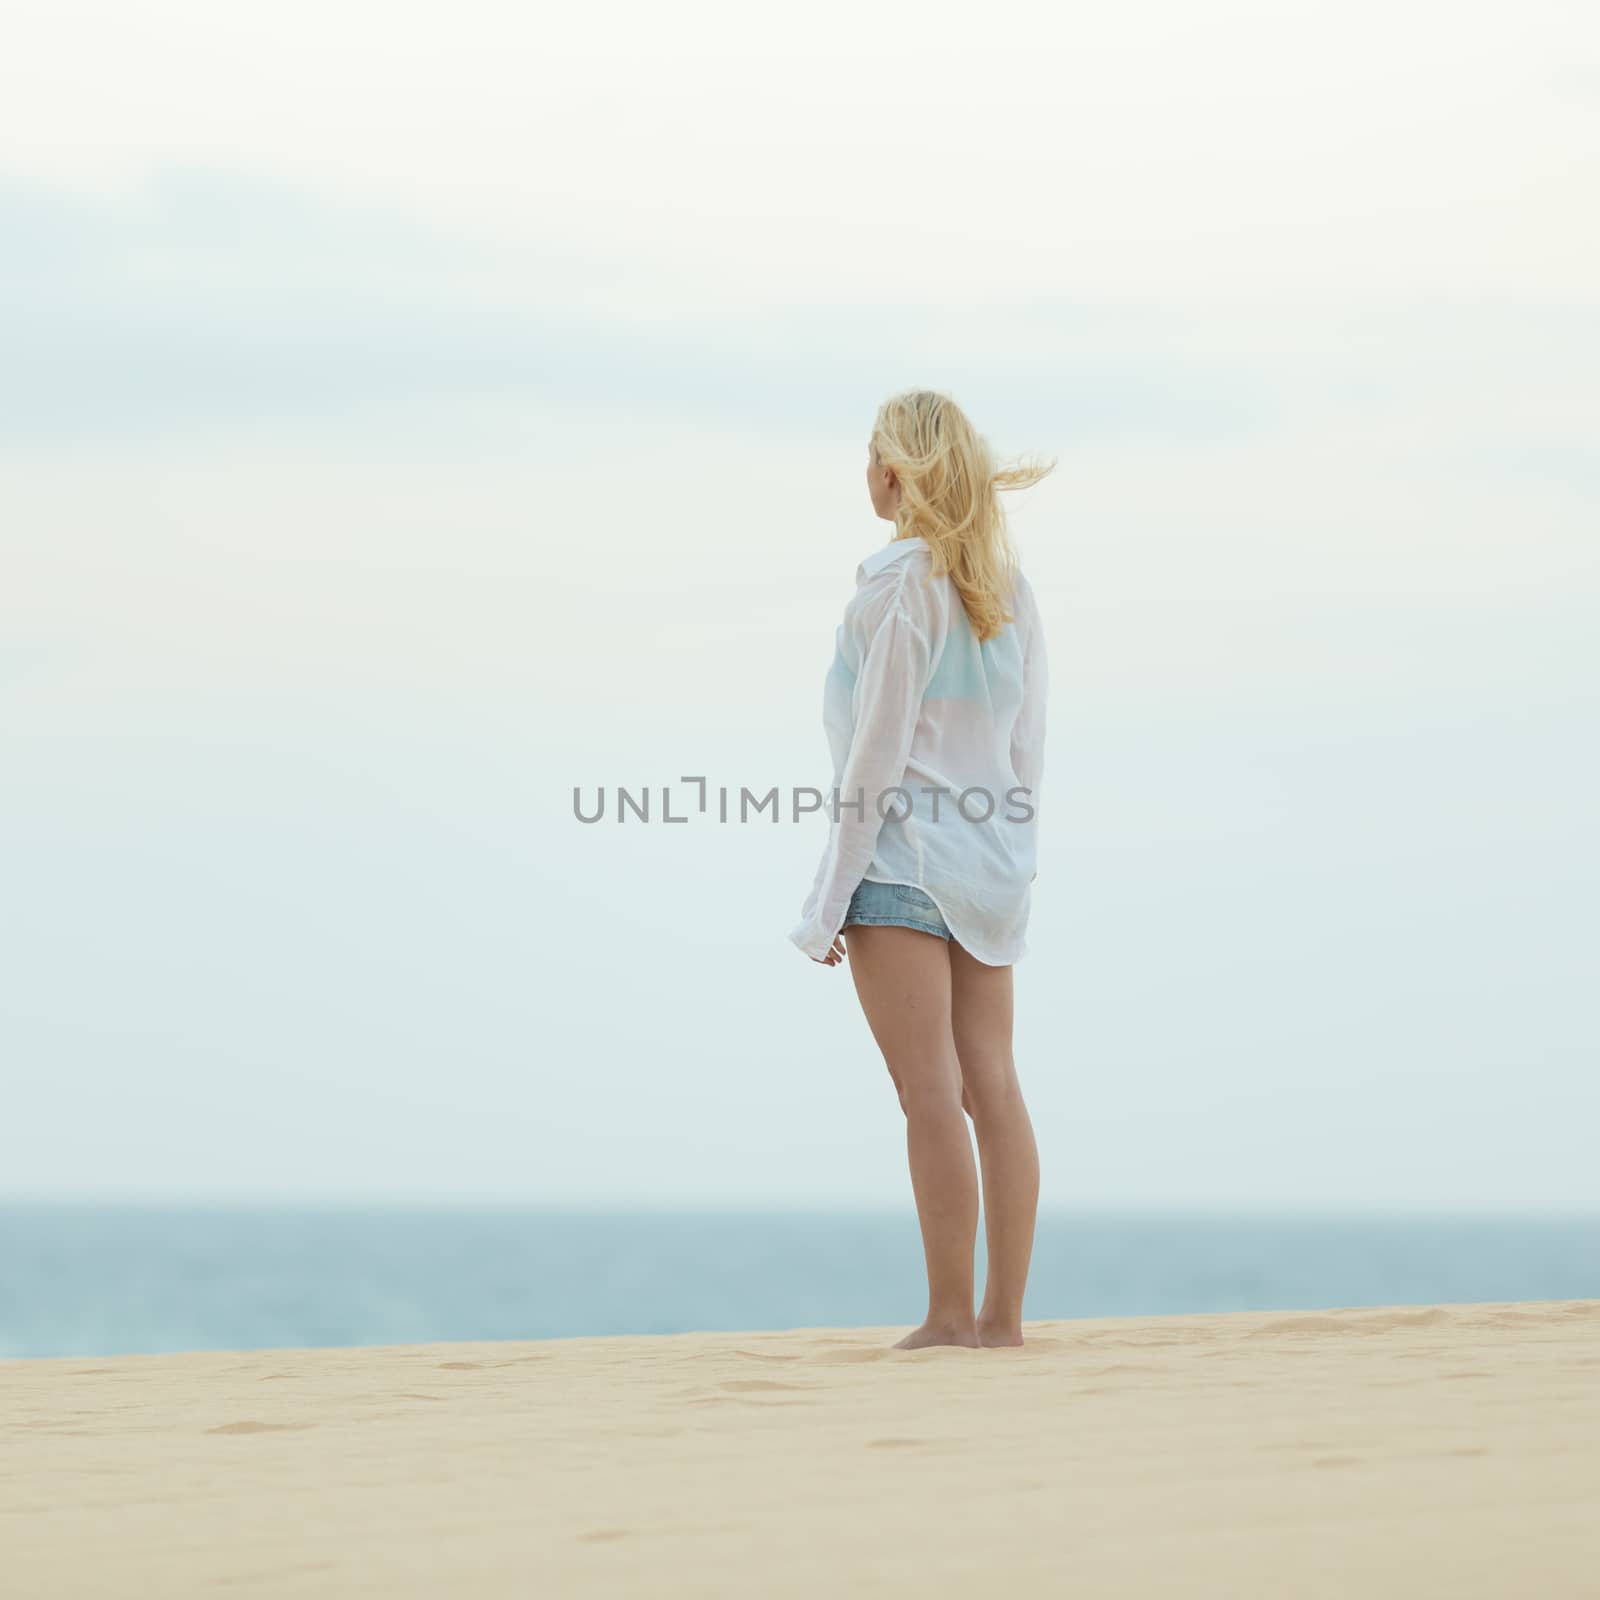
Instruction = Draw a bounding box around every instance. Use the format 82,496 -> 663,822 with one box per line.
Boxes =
841,878 -> 953,941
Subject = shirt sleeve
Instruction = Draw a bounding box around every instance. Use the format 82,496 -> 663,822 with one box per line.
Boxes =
789,578 -> 934,960
1009,577 -> 1048,826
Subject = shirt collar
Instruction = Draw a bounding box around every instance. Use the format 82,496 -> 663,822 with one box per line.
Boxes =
859,534 -> 926,579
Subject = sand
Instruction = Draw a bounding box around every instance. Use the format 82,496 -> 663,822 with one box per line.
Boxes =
6,1298 -> 1597,1596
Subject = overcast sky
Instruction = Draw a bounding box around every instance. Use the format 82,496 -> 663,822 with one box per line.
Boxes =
2,1 -> 1597,1212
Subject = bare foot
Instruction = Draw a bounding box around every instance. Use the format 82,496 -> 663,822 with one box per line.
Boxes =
893,1320 -> 981,1350
976,1318 -> 1025,1348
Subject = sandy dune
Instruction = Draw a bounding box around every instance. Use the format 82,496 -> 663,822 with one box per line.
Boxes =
6,1299 -> 1598,1596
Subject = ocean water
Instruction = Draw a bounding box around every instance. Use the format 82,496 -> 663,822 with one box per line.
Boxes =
1,1204 -> 1594,1360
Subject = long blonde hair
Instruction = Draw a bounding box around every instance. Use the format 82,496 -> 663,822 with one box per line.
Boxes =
871,389 -> 1055,642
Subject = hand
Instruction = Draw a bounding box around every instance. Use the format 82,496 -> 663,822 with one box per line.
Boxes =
810,932 -> 846,967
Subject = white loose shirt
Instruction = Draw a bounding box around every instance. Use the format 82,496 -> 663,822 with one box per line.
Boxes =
789,533 -> 1047,967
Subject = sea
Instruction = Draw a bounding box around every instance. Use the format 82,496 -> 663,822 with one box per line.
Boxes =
1,1204 -> 1594,1360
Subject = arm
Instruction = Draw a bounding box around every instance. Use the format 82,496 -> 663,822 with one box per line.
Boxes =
789,581 -> 933,961
1009,577 -> 1048,816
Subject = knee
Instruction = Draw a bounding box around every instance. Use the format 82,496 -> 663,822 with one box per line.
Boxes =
892,1065 -> 965,1122
958,1056 -> 1022,1120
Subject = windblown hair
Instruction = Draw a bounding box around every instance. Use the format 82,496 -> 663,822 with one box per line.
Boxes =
871,389 -> 1055,642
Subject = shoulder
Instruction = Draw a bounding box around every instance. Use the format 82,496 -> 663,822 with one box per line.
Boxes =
849,540 -> 940,636
1007,564 -> 1040,632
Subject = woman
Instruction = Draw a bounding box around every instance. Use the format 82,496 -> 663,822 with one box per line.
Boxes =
789,389 -> 1053,1351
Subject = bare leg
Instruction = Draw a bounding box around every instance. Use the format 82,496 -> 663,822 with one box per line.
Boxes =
844,924 -> 980,1349
949,941 -> 1039,1347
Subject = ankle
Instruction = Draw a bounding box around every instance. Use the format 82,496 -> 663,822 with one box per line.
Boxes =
977,1309 -> 1022,1332
977,1313 -> 1024,1347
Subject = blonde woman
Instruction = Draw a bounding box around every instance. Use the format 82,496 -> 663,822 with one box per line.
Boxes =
790,389 -> 1053,1350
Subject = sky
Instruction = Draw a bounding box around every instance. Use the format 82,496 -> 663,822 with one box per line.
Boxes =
2,0 -> 1597,1212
